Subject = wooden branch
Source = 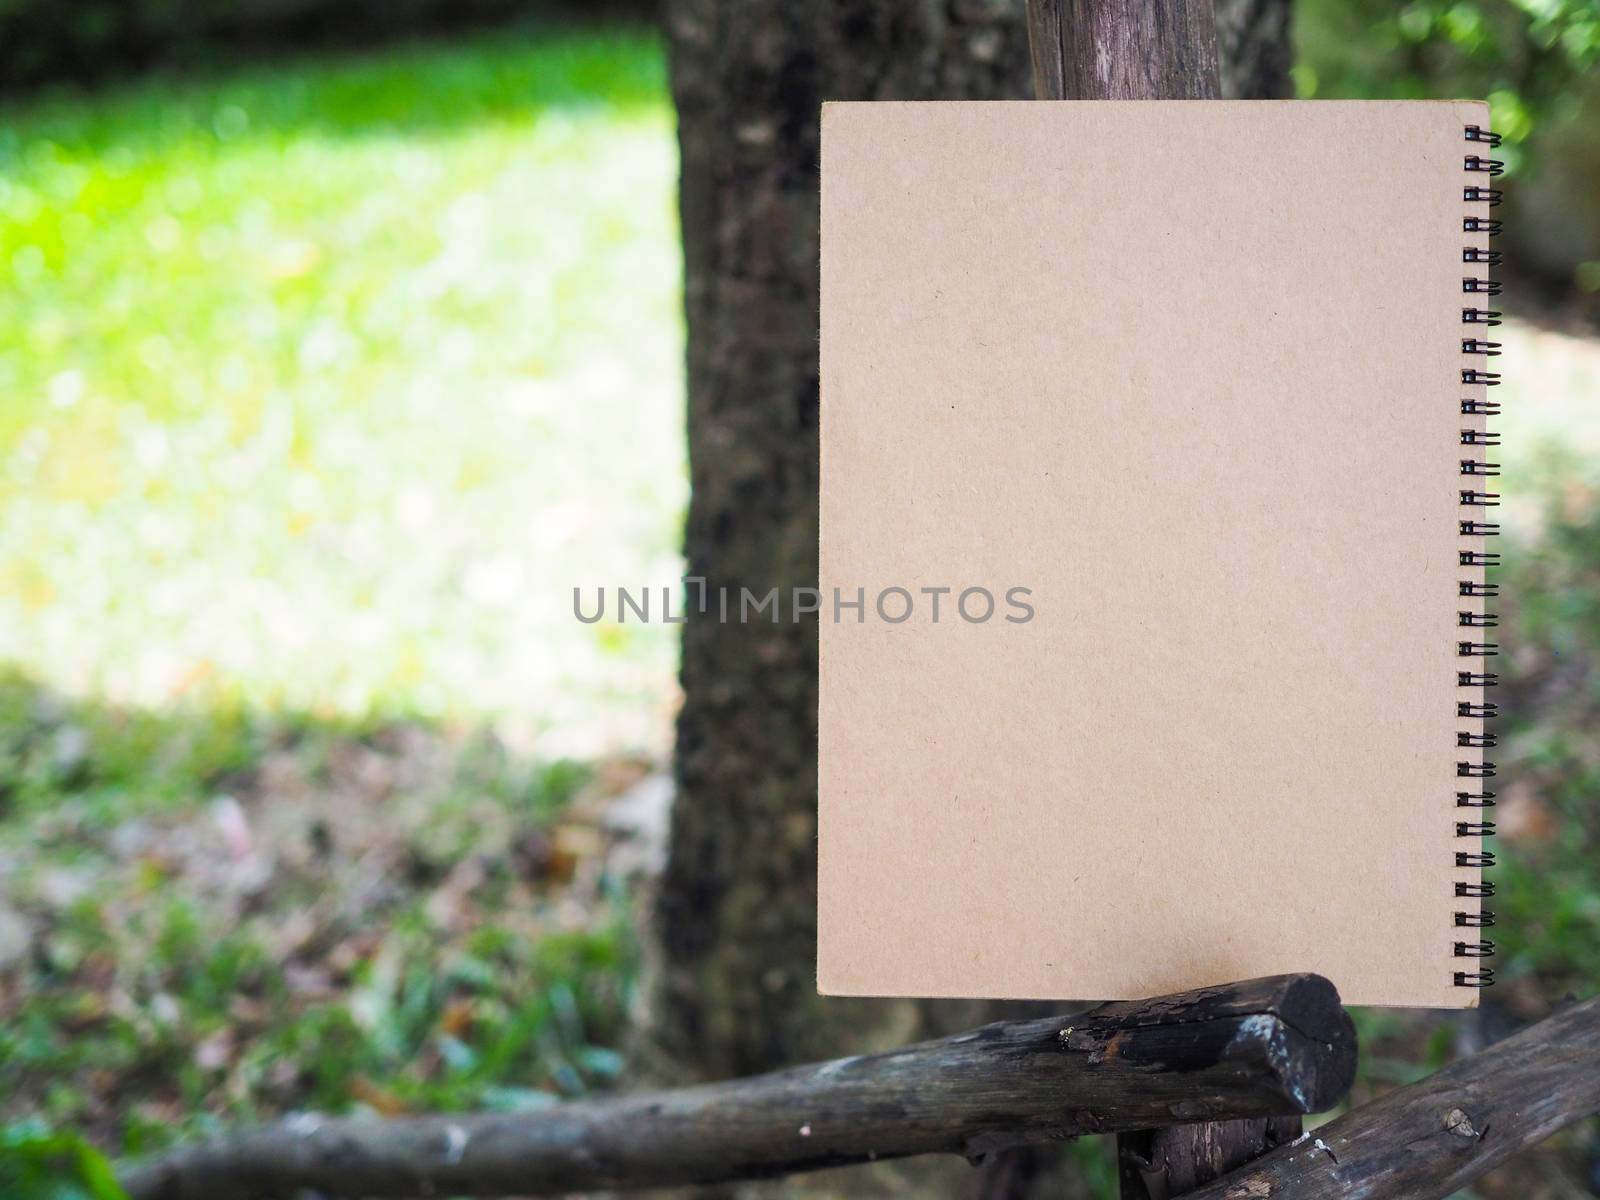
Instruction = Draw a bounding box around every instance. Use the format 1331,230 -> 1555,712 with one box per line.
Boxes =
118,974 -> 1354,1200
1180,993 -> 1600,1200
1025,0 -> 1222,101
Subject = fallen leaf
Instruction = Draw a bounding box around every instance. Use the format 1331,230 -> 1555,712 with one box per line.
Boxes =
1497,782 -> 1558,843
349,1076 -> 408,1116
547,824 -> 604,884
440,997 -> 475,1038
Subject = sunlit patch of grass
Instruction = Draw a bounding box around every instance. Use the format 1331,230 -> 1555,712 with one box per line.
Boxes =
0,23 -> 685,757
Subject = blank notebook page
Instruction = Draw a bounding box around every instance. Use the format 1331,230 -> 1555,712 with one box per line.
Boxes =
818,100 -> 1490,1009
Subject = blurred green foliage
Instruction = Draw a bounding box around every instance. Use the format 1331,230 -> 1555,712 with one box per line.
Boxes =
1296,0 -> 1600,171
1498,464 -> 1600,995
0,0 -> 631,91
0,22 -> 667,1184
0,1122 -> 127,1199
0,664 -> 639,1161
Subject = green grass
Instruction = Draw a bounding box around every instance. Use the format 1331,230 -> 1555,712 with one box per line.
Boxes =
0,23 -> 679,1189
0,23 -> 684,749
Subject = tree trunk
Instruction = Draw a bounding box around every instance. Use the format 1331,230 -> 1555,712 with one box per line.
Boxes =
644,0 -> 1034,1091
1213,0 -> 1292,99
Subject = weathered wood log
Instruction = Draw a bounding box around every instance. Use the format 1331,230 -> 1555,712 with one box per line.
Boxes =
117,974 -> 1354,1200
1182,993 -> 1600,1200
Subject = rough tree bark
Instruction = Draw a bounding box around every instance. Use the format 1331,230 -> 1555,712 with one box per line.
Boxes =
1213,0 -> 1292,99
1024,0 -> 1287,99
643,0 -> 1034,1088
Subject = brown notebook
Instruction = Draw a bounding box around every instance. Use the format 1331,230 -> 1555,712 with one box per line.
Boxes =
818,101 -> 1499,1009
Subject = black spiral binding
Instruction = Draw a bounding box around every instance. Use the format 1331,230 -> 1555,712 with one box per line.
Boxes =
1456,124 -> 1501,990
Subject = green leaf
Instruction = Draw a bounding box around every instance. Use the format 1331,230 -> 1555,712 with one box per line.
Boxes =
0,1122 -> 130,1200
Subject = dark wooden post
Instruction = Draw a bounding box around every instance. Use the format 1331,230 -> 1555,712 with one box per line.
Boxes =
1026,0 -> 1221,102
1020,4 -> 1285,1197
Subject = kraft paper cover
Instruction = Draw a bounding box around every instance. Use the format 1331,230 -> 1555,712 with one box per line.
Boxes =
818,101 -> 1490,1009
